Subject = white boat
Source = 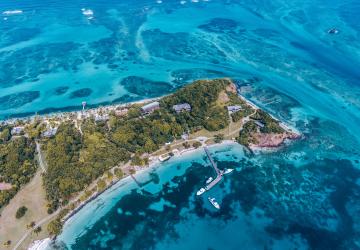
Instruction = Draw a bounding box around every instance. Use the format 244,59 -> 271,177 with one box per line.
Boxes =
206,177 -> 213,184
3,10 -> 23,15
196,188 -> 206,196
158,155 -> 171,162
223,168 -> 234,174
208,197 -> 220,209
328,28 -> 339,34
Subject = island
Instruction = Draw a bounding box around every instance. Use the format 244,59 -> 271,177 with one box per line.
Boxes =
0,78 -> 300,249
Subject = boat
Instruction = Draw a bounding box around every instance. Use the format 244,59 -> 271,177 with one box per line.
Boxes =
158,154 -> 171,162
196,188 -> 206,196
328,28 -> 339,34
3,10 -> 23,15
206,177 -> 213,184
208,197 -> 220,209
223,168 -> 234,174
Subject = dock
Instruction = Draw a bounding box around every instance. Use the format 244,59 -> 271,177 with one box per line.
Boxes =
204,147 -> 221,176
203,147 -> 223,191
205,174 -> 222,190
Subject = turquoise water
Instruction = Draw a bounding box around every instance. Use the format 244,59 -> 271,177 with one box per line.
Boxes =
1,0 -> 360,249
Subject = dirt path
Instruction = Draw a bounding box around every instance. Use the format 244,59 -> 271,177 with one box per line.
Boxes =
13,210 -> 60,250
35,141 -> 46,173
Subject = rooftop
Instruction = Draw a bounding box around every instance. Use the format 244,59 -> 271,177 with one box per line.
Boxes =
173,103 -> 191,113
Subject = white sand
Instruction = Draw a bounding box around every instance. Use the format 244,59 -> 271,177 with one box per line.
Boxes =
28,238 -> 51,250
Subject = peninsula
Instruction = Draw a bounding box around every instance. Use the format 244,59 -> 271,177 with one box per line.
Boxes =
0,79 -> 299,249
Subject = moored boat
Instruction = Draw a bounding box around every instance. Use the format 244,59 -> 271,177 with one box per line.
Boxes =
159,154 -> 171,162
208,197 -> 220,209
196,187 -> 206,196
206,176 -> 213,184
223,168 -> 234,174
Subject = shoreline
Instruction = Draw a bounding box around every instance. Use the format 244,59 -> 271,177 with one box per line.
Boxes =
29,141 -> 237,249
26,137 -> 296,249
8,79 -> 300,249
0,96 -> 162,125
61,142 -> 221,223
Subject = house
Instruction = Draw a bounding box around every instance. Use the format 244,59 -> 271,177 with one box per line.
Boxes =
94,114 -> 109,122
141,101 -> 160,114
254,120 -> 265,128
173,103 -> 191,113
181,133 -> 189,140
11,126 -> 24,135
227,105 -> 242,114
42,127 -> 58,138
115,108 -> 128,117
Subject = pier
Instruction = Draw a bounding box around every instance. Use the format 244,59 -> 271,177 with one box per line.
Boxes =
204,147 -> 221,176
204,147 -> 223,191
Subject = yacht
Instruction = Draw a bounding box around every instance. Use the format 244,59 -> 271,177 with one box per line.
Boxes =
196,188 -> 206,196
223,168 -> 234,174
208,197 -> 220,209
206,177 -> 213,184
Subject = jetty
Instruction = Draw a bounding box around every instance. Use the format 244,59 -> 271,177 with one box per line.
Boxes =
204,147 -> 223,191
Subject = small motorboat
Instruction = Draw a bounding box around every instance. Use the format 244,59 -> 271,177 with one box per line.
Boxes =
328,28 -> 339,34
158,154 -> 171,162
208,197 -> 220,209
196,188 -> 206,196
206,177 -> 213,184
223,168 -> 234,174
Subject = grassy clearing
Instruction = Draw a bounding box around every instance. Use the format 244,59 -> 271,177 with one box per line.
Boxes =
0,170 -> 48,249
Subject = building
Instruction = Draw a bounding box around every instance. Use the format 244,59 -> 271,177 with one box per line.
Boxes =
173,103 -> 191,113
11,126 -> 24,135
181,133 -> 189,140
94,114 -> 109,122
42,127 -> 58,138
141,101 -> 160,114
115,108 -> 128,117
254,120 -> 265,128
227,105 -> 242,114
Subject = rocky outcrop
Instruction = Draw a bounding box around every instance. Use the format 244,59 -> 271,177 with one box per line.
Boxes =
251,132 -> 300,148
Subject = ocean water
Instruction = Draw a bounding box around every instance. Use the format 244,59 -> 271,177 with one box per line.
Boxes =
1,0 -> 360,249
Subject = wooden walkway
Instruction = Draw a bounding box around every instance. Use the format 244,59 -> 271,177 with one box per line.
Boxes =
203,147 -> 223,191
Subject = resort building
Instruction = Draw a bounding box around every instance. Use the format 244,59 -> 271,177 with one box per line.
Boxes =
11,126 -> 24,135
115,108 -> 128,117
254,120 -> 265,128
141,101 -> 160,114
173,103 -> 191,113
94,114 -> 109,122
181,133 -> 189,140
42,127 -> 58,138
227,105 -> 242,114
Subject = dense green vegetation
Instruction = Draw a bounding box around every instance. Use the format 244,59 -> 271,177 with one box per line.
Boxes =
0,79 -> 286,214
236,121 -> 258,147
0,136 -> 37,209
236,109 -> 285,147
15,206 -> 28,219
43,122 -> 130,210
47,217 -> 63,235
251,109 -> 284,133
43,79 -> 232,209
161,79 -> 230,132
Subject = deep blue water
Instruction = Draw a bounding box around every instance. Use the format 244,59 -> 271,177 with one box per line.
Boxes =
1,0 -> 360,249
